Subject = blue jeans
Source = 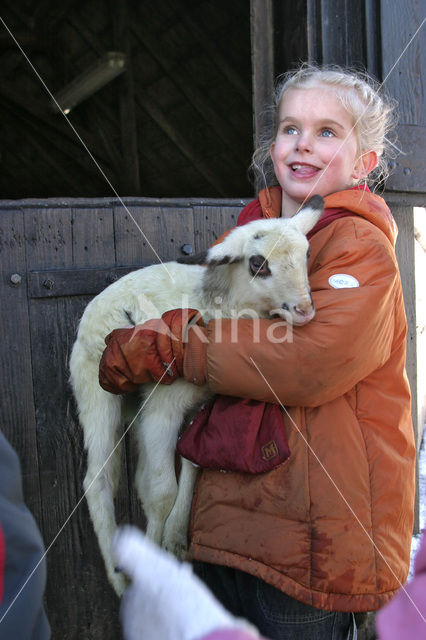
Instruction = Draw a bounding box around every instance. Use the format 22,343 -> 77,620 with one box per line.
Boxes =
193,562 -> 355,640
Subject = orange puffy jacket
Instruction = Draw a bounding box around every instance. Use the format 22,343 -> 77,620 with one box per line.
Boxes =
188,187 -> 416,613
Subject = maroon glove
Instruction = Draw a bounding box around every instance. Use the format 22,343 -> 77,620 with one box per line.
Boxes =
99,309 -> 203,394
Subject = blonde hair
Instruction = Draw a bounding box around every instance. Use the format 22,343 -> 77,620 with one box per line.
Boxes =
250,63 -> 398,190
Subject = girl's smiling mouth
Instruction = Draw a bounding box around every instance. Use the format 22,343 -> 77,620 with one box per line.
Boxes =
289,163 -> 321,178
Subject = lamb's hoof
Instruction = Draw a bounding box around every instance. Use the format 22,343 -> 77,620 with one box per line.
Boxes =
162,532 -> 188,560
109,568 -> 128,597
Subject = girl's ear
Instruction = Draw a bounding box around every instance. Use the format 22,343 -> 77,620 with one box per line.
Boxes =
353,151 -> 378,181
269,141 -> 275,161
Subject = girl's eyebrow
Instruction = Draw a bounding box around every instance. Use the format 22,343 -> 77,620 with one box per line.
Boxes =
279,117 -> 346,131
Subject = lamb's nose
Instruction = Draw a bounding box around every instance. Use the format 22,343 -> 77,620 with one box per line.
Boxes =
293,304 -> 315,325
294,305 -> 308,316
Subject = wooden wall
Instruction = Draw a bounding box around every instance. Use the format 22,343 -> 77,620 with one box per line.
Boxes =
0,197 -> 244,639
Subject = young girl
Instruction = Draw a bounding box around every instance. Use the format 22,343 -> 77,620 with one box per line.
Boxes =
99,64 -> 416,640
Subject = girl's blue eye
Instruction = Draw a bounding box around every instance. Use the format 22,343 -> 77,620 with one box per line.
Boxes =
284,125 -> 298,135
321,129 -> 335,137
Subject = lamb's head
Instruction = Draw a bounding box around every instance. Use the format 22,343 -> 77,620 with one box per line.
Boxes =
203,195 -> 324,325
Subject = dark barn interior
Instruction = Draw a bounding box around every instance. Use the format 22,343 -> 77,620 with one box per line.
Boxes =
0,0 -> 257,199
0,0 -> 370,201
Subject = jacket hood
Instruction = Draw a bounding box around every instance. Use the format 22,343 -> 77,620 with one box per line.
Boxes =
259,185 -> 398,247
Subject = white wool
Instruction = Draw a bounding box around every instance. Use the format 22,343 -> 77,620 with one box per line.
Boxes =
113,526 -> 259,640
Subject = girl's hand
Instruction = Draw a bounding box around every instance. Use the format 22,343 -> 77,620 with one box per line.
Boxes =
99,308 -> 203,393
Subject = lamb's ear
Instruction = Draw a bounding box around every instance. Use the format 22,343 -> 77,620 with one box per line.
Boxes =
291,195 -> 324,235
204,228 -> 246,266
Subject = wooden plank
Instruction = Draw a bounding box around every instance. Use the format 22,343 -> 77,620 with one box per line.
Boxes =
365,0 -> 381,79
381,0 -> 426,195
69,204 -> 123,636
27,265 -> 147,298
113,203 -> 195,265
386,124 -> 426,193
112,0 -> 141,195
381,1 -> 425,126
0,208 -> 42,522
307,0 -> 322,63
23,206 -> 121,638
192,203 -> 245,252
0,196 -> 250,210
307,0 -> 366,67
393,205 -> 418,408
250,0 -> 274,154
392,204 -> 419,531
71,206 -> 115,268
391,206 -> 418,434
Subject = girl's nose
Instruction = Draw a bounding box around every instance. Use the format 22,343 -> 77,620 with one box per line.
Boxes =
295,132 -> 313,152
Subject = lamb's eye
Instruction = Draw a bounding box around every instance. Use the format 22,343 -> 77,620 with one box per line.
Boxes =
249,255 -> 271,278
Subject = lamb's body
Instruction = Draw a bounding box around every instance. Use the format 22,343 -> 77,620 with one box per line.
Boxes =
69,197 -> 323,595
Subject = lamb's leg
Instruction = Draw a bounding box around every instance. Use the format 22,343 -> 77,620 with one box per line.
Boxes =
134,398 -> 183,547
75,373 -> 126,595
162,457 -> 199,558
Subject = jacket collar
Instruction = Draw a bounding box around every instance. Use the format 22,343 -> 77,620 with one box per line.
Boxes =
258,185 -> 397,246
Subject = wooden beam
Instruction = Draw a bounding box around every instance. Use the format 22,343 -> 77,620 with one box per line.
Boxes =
0,33 -> 38,49
67,15 -> 105,57
365,0 -> 381,79
250,0 -> 274,181
173,0 -> 251,105
136,91 -> 228,196
111,0 -> 141,195
306,0 -> 322,63
131,26 -> 248,171
0,83 -> 109,166
19,126 -> 81,193
0,91 -> 113,182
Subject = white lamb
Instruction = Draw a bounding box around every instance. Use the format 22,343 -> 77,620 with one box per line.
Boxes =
69,196 -> 323,595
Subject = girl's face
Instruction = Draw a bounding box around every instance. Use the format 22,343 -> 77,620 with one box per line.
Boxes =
270,87 -> 372,217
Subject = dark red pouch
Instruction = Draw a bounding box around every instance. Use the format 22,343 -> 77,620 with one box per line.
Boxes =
177,395 -> 291,474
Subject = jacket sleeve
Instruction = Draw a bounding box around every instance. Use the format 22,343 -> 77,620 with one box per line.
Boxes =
0,430 -> 50,639
201,227 -> 403,407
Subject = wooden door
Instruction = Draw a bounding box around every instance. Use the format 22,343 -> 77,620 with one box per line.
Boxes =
0,196 -> 243,638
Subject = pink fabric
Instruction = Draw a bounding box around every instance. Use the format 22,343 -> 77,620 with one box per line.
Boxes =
198,629 -> 264,640
376,529 -> 426,638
